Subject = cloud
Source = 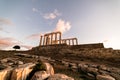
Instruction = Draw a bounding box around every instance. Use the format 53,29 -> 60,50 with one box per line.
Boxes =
0,37 -> 20,50
0,37 -> 33,50
20,45 -> 33,50
43,9 -> 61,20
0,18 -> 13,26
0,18 -> 13,32
26,33 -> 43,40
54,19 -> 71,33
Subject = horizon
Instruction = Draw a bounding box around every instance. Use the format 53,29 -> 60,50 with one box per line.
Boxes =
0,0 -> 120,50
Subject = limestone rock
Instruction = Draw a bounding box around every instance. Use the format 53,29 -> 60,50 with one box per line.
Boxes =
0,68 -> 13,80
96,74 -> 115,80
0,64 -> 7,70
31,71 -> 50,80
99,65 -> 108,71
86,67 -> 98,75
0,58 -> 8,63
44,63 -> 54,76
78,63 -> 88,72
48,73 -> 74,80
11,63 -> 35,80
15,61 -> 24,65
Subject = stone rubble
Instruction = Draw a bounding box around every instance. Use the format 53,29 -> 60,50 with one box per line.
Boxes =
10,53 -> 120,80
0,57 -> 74,80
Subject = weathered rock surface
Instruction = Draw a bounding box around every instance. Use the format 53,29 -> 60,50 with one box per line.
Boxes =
44,63 -> 54,76
0,68 -> 13,80
48,73 -> 74,80
31,71 -> 50,80
96,74 -> 115,80
11,63 -> 35,80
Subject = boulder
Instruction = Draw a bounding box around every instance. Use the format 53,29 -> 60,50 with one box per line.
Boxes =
96,74 -> 115,80
44,63 -> 54,76
0,68 -> 13,80
98,65 -> 108,71
48,73 -> 74,80
0,58 -> 8,63
31,71 -> 50,80
86,67 -> 98,75
14,61 -> 24,65
11,63 -> 35,80
78,63 -> 88,72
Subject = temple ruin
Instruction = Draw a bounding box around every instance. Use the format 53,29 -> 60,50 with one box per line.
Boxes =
39,31 -> 78,46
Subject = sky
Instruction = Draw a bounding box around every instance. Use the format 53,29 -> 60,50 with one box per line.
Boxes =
0,0 -> 120,50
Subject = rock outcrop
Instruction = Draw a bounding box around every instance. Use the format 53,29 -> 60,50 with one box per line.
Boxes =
11,63 -> 35,80
0,68 -> 13,80
44,63 -> 54,76
48,73 -> 74,80
31,71 -> 50,80
96,74 -> 115,80
0,57 -> 74,80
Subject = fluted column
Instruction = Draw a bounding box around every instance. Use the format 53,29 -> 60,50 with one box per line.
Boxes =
59,32 -> 61,44
39,35 -> 43,46
55,33 -> 57,44
51,34 -> 53,45
72,39 -> 74,45
43,35 -> 46,45
69,39 -> 70,45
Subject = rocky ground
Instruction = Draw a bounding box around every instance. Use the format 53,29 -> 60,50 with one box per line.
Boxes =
0,45 -> 120,80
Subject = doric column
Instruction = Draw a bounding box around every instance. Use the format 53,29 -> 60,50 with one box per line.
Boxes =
72,39 -> 74,45
43,35 -> 46,45
59,32 -> 61,44
39,35 -> 43,46
69,39 -> 71,45
55,33 -> 57,44
47,35 -> 50,45
51,33 -> 53,45
46,35 -> 49,45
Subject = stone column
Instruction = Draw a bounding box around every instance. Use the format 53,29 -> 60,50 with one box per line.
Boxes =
59,32 -> 61,44
47,35 -> 50,45
43,35 -> 46,45
39,35 -> 43,46
72,39 -> 74,45
46,35 -> 49,45
69,39 -> 71,45
55,33 -> 57,44
51,33 -> 53,45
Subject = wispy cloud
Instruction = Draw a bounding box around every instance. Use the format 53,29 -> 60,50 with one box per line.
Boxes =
43,9 -> 61,20
0,37 -> 33,50
0,18 -> 13,26
0,37 -> 20,49
0,18 -> 13,33
54,19 -> 71,33
26,33 -> 43,40
20,45 -> 33,50
32,8 -> 61,20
